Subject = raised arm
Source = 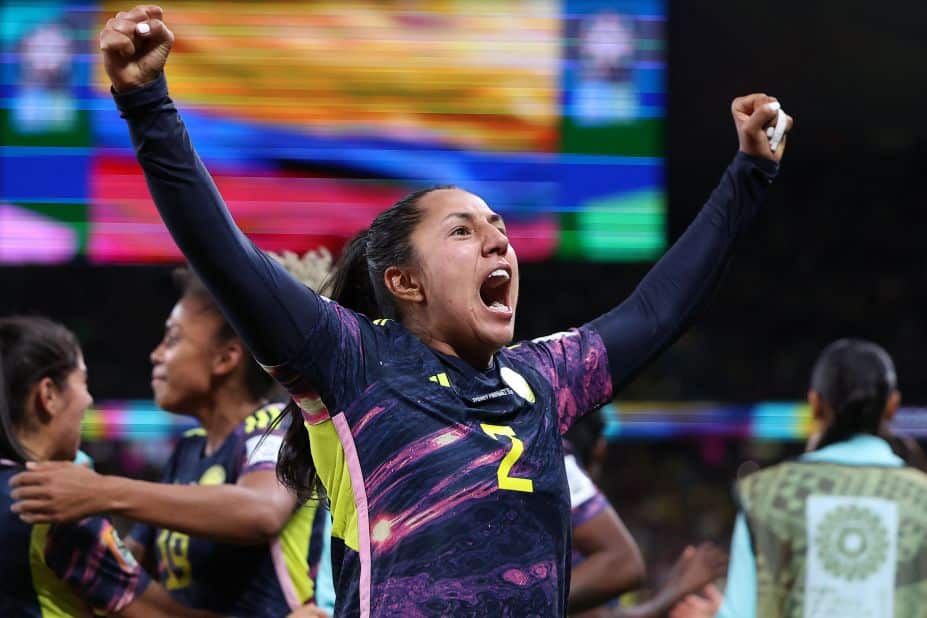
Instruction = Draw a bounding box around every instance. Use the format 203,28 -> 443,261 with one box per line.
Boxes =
590,94 -> 793,390
101,6 -> 321,367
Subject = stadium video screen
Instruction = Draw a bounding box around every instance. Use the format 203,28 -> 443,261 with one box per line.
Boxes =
1,1 -> 666,265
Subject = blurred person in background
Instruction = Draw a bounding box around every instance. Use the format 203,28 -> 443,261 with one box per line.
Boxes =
565,413 -> 727,618
99,5 -> 790,615
674,339 -> 927,617
10,270 -> 334,617
565,411 -> 646,614
0,315 -> 216,617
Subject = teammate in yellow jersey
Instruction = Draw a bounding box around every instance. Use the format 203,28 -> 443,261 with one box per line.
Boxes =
1,315 -> 216,617
11,270 -> 334,617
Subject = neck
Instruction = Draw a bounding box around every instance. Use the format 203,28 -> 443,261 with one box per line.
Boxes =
415,329 -> 494,369
16,429 -> 52,462
401,309 -> 498,369
193,385 -> 263,455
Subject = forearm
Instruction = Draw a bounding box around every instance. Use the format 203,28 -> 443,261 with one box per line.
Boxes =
113,74 -> 319,365
570,553 -> 644,611
591,152 -> 777,389
100,475 -> 287,544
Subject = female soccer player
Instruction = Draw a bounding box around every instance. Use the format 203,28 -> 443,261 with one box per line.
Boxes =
99,6 -> 791,616
712,340 -> 927,617
10,271 -> 334,617
0,316 -> 215,617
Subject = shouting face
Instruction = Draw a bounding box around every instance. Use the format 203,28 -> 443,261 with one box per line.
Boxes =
401,188 -> 519,367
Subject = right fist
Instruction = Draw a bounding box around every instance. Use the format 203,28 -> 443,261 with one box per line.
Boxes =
100,5 -> 174,92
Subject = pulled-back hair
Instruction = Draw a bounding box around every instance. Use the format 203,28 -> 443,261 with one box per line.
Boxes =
0,316 -> 82,463
323,185 -> 455,320
275,185 -> 453,502
810,338 -> 897,449
174,267 -> 275,401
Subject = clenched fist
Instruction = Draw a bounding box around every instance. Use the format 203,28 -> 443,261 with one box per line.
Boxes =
100,4 -> 174,92
731,93 -> 794,162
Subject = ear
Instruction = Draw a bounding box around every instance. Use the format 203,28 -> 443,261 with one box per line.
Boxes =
212,339 -> 244,378
31,377 -> 60,422
806,390 -> 829,452
808,390 -> 827,421
383,265 -> 425,305
882,390 -> 901,423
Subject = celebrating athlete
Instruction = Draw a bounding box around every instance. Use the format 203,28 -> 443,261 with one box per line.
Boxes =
10,272 -> 334,617
98,5 -> 790,615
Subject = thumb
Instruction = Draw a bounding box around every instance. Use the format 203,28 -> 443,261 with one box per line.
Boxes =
743,100 -> 780,136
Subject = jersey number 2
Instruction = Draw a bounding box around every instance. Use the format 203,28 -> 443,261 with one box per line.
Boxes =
480,424 -> 534,493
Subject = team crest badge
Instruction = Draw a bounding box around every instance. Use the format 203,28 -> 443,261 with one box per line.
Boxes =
199,465 -> 226,486
500,367 -> 535,403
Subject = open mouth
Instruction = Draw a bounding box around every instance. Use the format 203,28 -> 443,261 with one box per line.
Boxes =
479,267 -> 512,315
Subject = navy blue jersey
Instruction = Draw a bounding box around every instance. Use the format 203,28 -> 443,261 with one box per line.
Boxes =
1,461 -> 150,616
114,74 -> 777,616
131,404 -> 331,617
268,319 -> 612,617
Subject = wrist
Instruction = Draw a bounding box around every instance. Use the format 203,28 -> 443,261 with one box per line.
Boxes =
97,473 -> 127,514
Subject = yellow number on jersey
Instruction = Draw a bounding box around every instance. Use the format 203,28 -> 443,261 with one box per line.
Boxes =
156,529 -> 192,589
244,405 -> 281,434
480,424 -> 534,493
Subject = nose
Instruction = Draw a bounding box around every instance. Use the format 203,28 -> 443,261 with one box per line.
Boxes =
150,342 -> 164,365
483,223 -> 509,257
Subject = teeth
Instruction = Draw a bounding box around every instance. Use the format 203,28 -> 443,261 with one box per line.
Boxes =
488,301 -> 511,313
488,269 -> 509,280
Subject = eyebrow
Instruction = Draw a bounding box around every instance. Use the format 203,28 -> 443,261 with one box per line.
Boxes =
443,212 -> 504,225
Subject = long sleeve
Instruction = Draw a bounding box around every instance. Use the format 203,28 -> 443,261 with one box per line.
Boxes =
717,513 -> 757,618
589,152 -> 778,389
113,74 -> 322,366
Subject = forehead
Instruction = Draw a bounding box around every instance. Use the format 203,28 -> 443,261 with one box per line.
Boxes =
417,189 -> 496,220
167,297 -> 220,329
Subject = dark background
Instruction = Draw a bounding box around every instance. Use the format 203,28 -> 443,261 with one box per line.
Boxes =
3,0 -> 927,403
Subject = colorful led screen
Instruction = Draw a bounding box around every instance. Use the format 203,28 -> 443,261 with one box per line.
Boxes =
1,0 -> 665,264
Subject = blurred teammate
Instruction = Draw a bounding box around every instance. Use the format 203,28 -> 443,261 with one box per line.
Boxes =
11,270 -> 334,617
99,6 -> 790,615
704,339 -> 927,617
565,415 -> 727,617
0,316 -> 215,617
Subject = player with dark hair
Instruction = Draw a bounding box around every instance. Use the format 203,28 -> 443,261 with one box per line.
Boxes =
10,270 -> 334,617
0,316 -> 215,617
98,6 -> 791,616
694,339 -> 927,617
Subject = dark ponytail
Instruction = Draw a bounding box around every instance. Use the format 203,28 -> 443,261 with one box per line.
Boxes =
321,185 -> 456,320
321,229 -> 380,318
810,339 -> 897,449
275,185 -> 454,501
0,316 -> 82,463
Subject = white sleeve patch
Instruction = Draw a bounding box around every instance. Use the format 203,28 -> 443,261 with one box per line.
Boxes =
245,435 -> 283,466
531,330 -> 577,344
564,454 -> 597,508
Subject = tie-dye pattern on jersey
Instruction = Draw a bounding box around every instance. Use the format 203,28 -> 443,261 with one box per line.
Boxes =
266,304 -> 613,617
1,462 -> 150,617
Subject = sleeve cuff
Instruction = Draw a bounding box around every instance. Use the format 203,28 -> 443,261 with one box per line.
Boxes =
112,72 -> 169,113
734,150 -> 779,181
